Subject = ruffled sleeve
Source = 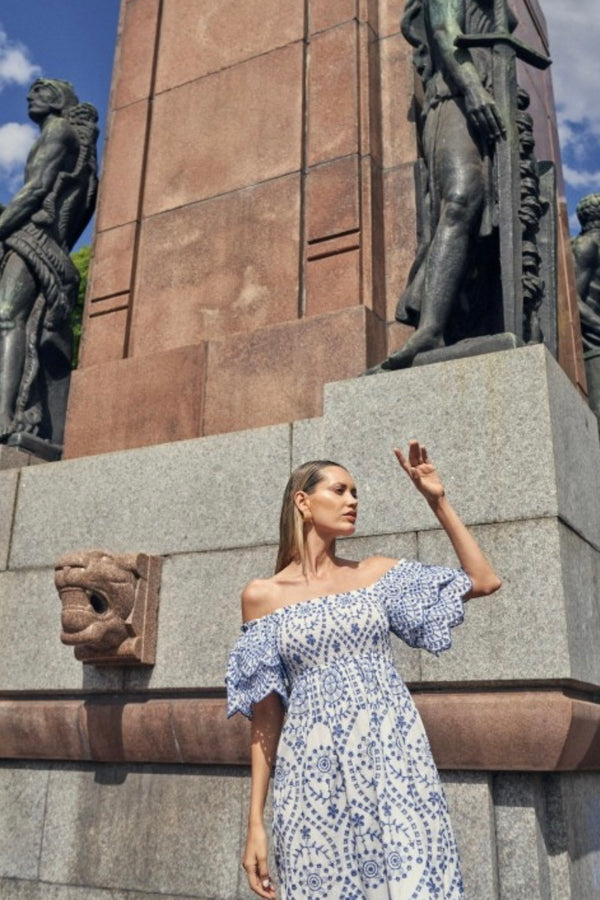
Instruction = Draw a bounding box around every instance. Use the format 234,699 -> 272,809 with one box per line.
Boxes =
226,614 -> 289,719
379,560 -> 471,655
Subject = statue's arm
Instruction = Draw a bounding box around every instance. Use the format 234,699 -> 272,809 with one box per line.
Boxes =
428,0 -> 481,94
572,235 -> 599,303
427,0 -> 505,142
0,120 -> 76,241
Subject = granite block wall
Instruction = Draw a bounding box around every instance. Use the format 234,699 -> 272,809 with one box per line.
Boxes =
1,762 -> 598,899
2,346 -> 600,897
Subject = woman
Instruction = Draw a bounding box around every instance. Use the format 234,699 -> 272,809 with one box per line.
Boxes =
226,441 -> 501,899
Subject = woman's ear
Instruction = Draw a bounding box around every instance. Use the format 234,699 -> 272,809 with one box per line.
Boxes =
294,490 -> 310,519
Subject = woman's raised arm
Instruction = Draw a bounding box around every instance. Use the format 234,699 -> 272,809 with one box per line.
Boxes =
395,441 -> 502,598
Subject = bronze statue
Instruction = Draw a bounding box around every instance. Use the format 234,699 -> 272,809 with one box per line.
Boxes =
0,78 -> 98,456
572,194 -> 600,424
371,0 -> 550,373
375,0 -> 509,371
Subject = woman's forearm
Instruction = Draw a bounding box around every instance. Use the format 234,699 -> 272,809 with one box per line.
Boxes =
428,494 -> 501,597
248,693 -> 284,824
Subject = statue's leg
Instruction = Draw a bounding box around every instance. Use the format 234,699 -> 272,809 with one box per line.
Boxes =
382,102 -> 485,369
0,252 -> 37,435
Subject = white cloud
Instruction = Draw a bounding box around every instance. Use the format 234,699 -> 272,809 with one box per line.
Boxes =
543,1 -> 600,130
0,122 -> 36,187
0,27 -> 40,91
542,1 -> 600,196
562,164 -> 600,190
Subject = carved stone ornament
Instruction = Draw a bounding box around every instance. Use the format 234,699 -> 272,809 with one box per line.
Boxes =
55,550 -> 161,665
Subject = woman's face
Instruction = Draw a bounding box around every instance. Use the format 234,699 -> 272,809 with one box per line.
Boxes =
296,466 -> 358,536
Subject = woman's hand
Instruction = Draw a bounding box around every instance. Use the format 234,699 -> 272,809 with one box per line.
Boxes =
394,441 -> 445,504
242,822 -> 276,898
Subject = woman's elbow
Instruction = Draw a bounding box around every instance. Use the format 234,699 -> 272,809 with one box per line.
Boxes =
469,575 -> 502,597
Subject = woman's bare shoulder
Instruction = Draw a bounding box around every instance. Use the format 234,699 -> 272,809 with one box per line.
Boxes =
359,555 -> 403,581
240,576 -> 281,622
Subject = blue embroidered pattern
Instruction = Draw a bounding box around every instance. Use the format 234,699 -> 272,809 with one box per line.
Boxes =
226,560 -> 471,899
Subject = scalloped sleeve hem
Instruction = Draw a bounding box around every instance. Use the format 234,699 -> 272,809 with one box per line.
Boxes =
379,560 -> 471,655
226,615 -> 289,719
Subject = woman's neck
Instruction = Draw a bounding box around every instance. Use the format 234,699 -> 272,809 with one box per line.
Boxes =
300,534 -> 337,579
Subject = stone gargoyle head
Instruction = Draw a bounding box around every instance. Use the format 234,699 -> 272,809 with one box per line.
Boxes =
55,550 -> 161,665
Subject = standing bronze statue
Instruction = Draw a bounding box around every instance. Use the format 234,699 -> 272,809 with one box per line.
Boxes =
572,194 -> 600,425
0,78 -> 98,457
371,0 -> 550,373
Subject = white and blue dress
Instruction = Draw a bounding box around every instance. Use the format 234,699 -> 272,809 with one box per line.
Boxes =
226,559 -> 471,899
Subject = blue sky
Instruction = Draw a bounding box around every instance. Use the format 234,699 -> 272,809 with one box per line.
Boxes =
0,1 -> 597,243
0,0 -> 119,247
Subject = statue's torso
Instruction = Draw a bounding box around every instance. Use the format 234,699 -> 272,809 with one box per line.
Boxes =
23,118 -> 79,241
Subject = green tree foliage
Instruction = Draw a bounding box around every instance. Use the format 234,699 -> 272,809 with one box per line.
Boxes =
70,245 -> 91,368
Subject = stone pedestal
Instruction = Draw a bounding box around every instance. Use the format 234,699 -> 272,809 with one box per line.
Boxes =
1,346 -> 600,897
61,0 -> 581,459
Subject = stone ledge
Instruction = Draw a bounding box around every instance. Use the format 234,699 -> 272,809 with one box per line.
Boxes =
1,688 -> 599,770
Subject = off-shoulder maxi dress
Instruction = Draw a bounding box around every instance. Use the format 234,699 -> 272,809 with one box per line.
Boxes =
226,559 -> 471,899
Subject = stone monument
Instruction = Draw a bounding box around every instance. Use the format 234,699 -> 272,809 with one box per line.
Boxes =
0,78 -> 98,460
61,0 -> 583,459
0,3 -> 598,899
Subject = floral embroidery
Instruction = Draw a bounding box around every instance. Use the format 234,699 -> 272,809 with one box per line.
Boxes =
226,560 -> 471,898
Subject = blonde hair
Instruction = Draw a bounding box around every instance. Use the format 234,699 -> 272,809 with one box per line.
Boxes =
275,460 -> 346,573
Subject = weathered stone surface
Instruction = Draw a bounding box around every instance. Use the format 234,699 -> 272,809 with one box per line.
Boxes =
86,222 -> 136,303
311,0 -> 356,34
203,307 -> 375,435
95,100 -> 148,231
493,774 -> 551,899
560,523 -> 600,687
0,446 -> 40,469
12,426 -> 288,569
156,0 -> 305,92
0,881 -> 203,900
380,163 -> 422,324
545,347 -> 600,548
419,690 -> 600,772
39,765 -> 248,898
306,156 -> 359,242
321,346 -> 600,538
125,545 -> 277,690
379,33 -> 418,169
0,762 -> 49,880
131,175 -> 300,353
144,44 -> 303,216
442,773 -> 498,899
64,344 -> 207,457
0,569 -> 124,692
308,23 -> 359,166
418,519 -> 572,683
305,248 -> 361,317
377,0 -> 405,39
562,774 -> 600,899
291,416 -> 326,468
0,469 -> 19,570
113,0 -> 160,109
78,304 -> 128,368
0,700 -> 87,761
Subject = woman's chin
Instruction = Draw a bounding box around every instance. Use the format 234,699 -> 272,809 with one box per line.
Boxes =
339,520 -> 357,535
